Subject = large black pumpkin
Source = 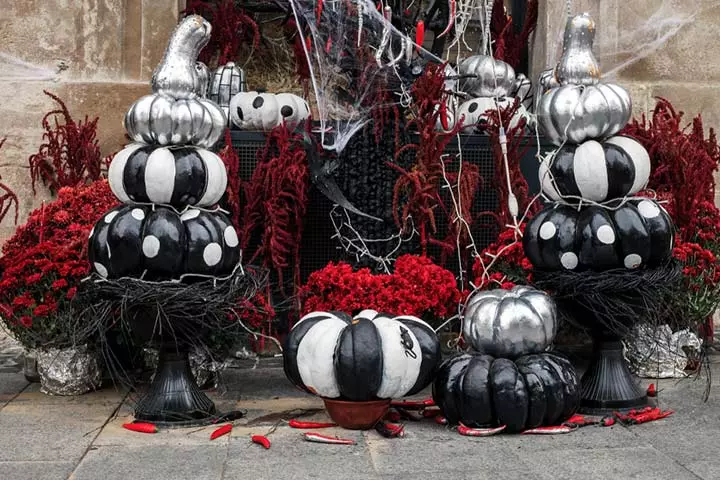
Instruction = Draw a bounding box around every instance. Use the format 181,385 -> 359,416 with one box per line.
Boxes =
108,144 -> 227,208
539,136 -> 650,203
523,199 -> 674,271
88,205 -> 240,279
432,352 -> 580,432
283,310 -> 441,401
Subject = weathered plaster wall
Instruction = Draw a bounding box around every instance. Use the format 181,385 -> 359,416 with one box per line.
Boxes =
530,0 -> 720,203
0,0 -> 184,241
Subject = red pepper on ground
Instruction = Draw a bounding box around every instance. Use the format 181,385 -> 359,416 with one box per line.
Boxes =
458,424 -> 506,437
391,399 -> 434,409
251,435 -> 271,449
288,420 -> 336,429
647,384 -> 657,397
122,422 -> 157,434
303,432 -> 356,445
435,416 -> 448,425
375,421 -> 405,438
210,424 -> 232,440
522,425 -> 575,435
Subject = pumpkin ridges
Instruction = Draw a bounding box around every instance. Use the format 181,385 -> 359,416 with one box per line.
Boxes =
283,313 -> 335,393
399,317 -> 441,396
460,354 -> 495,427
519,354 -> 565,426
373,315 -> 422,399
489,358 -> 528,432
517,366 -> 546,429
432,353 -> 472,425
334,317 -> 383,401
543,353 -> 581,421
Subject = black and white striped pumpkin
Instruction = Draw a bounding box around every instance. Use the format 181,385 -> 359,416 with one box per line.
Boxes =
523,198 -> 674,271
88,205 -> 240,279
464,286 -> 557,359
539,136 -> 650,203
283,310 -> 441,401
108,144 -> 227,208
433,352 -> 580,432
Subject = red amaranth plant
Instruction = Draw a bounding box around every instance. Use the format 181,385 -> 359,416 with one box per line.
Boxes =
27,91 -> 106,195
218,129 -> 241,228
300,255 -> 461,326
184,0 -> 260,65
391,63 -> 480,260
0,180 -> 119,348
472,223 -> 532,291
491,0 -> 538,69
240,123 -> 309,291
0,138 -> 19,226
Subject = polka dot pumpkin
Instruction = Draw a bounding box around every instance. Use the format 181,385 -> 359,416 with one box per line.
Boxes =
523,198 -> 674,272
88,205 -> 240,279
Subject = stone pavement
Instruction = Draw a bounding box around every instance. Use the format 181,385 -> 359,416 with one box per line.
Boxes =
0,352 -> 719,480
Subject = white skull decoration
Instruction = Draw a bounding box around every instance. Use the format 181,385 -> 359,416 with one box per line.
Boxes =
229,91 -> 310,131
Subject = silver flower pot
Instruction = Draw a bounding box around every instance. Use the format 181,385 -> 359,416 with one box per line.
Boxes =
37,345 -> 102,396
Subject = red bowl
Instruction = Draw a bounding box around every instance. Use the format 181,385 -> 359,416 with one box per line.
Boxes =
322,398 -> 390,430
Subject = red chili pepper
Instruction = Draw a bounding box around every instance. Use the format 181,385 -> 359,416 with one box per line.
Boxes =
458,424 -> 506,437
251,435 -> 271,449
439,101 -> 450,130
522,425 -> 575,435
122,422 -> 157,434
375,421 -> 405,438
210,424 -> 232,440
601,417 -> 615,427
304,432 -> 356,445
391,398 -> 434,409
325,37 -> 333,54
305,36 -> 312,53
435,415 -> 448,425
647,383 -> 657,397
288,420 -> 336,429
415,20 -> 425,52
316,0 -> 324,24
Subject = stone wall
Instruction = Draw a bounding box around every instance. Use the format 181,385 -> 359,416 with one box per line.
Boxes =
530,0 -> 720,204
0,0 -> 184,241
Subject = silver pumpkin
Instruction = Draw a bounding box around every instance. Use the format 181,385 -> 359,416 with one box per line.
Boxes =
194,61 -> 211,97
458,55 -> 516,98
463,286 -> 557,359
556,13 -> 601,86
151,15 -> 211,99
536,83 -> 632,146
124,94 -> 226,148
208,62 -> 247,126
537,68 -> 559,94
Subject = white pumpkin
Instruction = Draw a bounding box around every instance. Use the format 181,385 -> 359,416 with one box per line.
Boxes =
229,91 -> 310,131
456,97 -> 531,133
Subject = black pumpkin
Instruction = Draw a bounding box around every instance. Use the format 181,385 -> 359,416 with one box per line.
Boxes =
539,136 -> 650,203
432,351 -> 580,432
523,199 -> 674,271
88,205 -> 240,279
107,144 -> 227,208
283,310 -> 441,401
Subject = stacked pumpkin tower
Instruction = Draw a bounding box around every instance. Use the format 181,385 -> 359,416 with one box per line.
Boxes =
523,14 -> 675,413
89,15 -> 240,281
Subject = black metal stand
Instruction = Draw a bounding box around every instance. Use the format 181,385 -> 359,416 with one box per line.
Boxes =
134,347 -> 216,426
579,337 -> 648,415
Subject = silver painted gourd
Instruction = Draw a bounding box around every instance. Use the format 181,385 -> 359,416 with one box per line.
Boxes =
458,55 -> 516,98
463,286 -> 557,359
151,15 -> 211,99
194,62 -> 210,97
537,83 -> 631,146
556,13 -> 601,86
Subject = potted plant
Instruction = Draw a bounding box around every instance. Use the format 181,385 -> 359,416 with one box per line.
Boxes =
0,180 -> 118,395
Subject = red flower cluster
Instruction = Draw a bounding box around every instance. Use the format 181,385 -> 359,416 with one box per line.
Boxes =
0,180 -> 118,343
300,255 -> 461,323
472,225 -> 532,290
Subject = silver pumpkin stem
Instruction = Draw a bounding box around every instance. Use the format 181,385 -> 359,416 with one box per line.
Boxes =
151,15 -> 212,99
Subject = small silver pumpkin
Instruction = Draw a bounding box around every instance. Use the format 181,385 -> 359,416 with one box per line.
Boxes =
124,94 -> 226,148
458,55 -> 516,98
536,83 -> 631,146
463,286 -> 557,359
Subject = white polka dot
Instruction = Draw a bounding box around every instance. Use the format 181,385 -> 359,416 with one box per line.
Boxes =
224,226 -> 239,247
624,254 -> 642,269
539,222 -> 557,240
93,262 -> 108,278
560,252 -> 579,270
104,211 -> 119,223
88,226 -> 95,239
203,243 -> 222,266
142,235 -> 160,258
131,208 -> 145,220
637,200 -> 660,219
596,225 -> 615,245
181,209 -> 201,221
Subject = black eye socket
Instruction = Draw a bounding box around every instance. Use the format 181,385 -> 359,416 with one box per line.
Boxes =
236,107 -> 244,121
468,102 -> 478,113
281,106 -> 294,117
252,96 -> 264,109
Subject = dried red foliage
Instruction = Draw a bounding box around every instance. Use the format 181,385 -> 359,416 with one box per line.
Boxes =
218,129 -> 241,227
0,139 -> 19,226
622,97 -> 720,232
482,98 -> 538,228
300,255 -> 461,324
27,91 -> 105,195
471,223 -> 532,291
184,0 -> 260,65
240,123 -> 309,291
491,0 -> 538,69
0,180 -> 119,347
284,19 -> 311,92
391,63 -> 480,261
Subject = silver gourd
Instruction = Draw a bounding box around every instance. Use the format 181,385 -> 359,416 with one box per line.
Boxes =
194,61 -> 211,97
463,286 -> 557,359
458,55 -> 516,98
556,13 -> 601,86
